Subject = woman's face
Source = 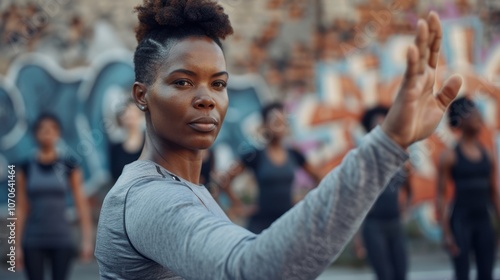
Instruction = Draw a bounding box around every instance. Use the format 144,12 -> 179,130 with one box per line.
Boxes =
264,108 -> 289,140
141,36 -> 228,150
35,119 -> 60,148
119,103 -> 143,131
461,108 -> 483,136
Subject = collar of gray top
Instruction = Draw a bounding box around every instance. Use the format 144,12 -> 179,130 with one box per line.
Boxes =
155,165 -> 181,181
154,164 -> 209,210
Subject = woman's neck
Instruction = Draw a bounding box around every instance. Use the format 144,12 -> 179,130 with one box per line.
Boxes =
268,137 -> 283,149
460,133 -> 477,146
140,134 -> 203,185
37,147 -> 57,163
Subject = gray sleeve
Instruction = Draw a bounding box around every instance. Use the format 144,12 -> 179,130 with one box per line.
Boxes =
125,126 -> 409,280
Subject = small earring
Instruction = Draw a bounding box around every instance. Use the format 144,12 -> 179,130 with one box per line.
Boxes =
140,105 -> 145,111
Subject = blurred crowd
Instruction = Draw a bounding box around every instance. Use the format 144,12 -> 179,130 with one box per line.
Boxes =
0,0 -> 137,72
223,0 -> 500,97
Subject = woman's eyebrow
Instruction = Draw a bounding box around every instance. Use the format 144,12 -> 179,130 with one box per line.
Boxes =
168,69 -> 197,77
212,71 -> 229,78
167,69 -> 229,78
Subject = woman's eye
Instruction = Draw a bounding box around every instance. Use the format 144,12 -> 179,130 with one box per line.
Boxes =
173,80 -> 192,87
213,81 -> 227,89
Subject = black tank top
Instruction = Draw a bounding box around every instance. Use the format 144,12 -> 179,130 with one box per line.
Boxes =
451,144 -> 492,213
21,158 -> 75,248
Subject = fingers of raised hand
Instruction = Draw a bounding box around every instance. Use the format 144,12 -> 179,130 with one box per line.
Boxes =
414,11 -> 442,73
427,11 -> 442,69
405,12 -> 442,88
404,44 -> 419,88
415,19 -> 429,74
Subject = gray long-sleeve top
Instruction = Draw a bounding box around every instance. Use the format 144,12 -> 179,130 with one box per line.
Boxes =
95,126 -> 408,279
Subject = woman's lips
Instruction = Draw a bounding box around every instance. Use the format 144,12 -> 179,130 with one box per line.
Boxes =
188,122 -> 216,132
188,116 -> 218,132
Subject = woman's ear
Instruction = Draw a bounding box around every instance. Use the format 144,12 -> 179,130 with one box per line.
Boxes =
132,82 -> 148,112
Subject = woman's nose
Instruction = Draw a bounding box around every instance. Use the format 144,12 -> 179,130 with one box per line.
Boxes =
193,89 -> 215,109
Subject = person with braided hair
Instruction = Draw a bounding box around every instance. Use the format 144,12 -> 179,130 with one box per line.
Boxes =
95,0 -> 463,279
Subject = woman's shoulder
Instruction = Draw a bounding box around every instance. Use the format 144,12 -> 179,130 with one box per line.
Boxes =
58,155 -> 79,170
478,145 -> 495,165
439,148 -> 456,167
241,147 -> 262,157
14,159 -> 31,174
240,148 -> 263,167
287,147 -> 306,167
116,160 -> 165,184
118,162 -> 201,206
106,160 -> 182,201
119,160 -> 191,190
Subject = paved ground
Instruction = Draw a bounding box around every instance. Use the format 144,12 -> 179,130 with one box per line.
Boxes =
318,250 -> 500,280
1,250 -> 499,279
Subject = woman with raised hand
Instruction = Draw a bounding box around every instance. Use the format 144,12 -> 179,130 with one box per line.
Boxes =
95,0 -> 462,279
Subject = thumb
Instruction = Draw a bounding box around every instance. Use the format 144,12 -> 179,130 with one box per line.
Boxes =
436,74 -> 463,108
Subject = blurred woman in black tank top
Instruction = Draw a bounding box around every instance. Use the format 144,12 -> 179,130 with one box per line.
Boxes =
437,97 -> 499,280
16,113 -> 94,280
354,106 -> 412,280
221,102 -> 322,233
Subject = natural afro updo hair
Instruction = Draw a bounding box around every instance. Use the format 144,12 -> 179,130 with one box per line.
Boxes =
133,0 -> 233,85
261,102 -> 284,124
447,96 -> 476,129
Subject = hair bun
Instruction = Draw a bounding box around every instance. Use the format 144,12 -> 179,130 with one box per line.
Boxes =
135,0 -> 233,42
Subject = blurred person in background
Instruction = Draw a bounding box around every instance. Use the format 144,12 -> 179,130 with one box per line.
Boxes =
90,99 -> 144,224
199,149 -> 222,199
200,149 -> 215,191
60,14 -> 90,68
354,105 -> 412,280
16,113 -> 93,280
222,102 -> 322,233
200,149 -> 244,219
437,97 -> 500,280
109,99 -> 145,183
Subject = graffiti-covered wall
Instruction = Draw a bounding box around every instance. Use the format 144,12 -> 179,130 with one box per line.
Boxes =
0,50 -> 135,197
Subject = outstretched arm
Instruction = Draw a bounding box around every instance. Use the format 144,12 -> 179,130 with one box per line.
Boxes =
15,170 -> 28,270
486,151 -> 500,221
210,161 -> 246,207
401,162 -> 413,214
301,159 -> 324,185
69,168 -> 94,262
437,150 -> 460,256
127,127 -> 408,279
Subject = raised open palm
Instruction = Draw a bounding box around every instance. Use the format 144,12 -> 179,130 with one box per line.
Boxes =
381,11 -> 462,148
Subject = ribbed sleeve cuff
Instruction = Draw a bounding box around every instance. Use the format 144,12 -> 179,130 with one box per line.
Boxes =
369,126 -> 409,163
